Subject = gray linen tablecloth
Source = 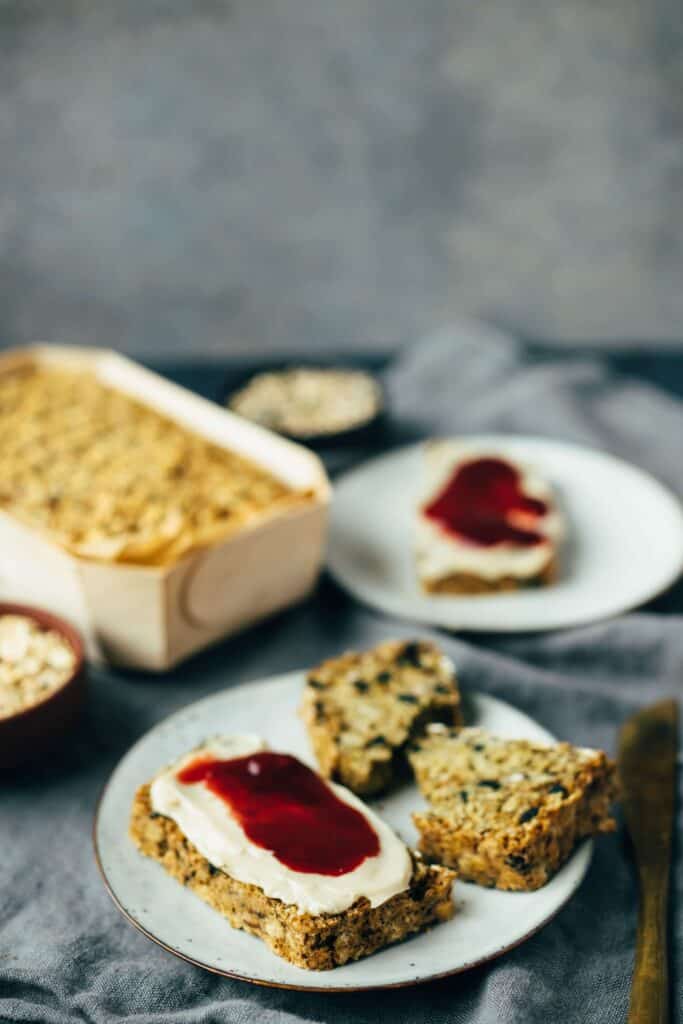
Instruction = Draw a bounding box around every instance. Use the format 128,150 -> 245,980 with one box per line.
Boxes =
1,323 -> 681,1024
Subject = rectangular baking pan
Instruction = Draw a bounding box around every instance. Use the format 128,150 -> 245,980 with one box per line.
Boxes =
0,345 -> 331,670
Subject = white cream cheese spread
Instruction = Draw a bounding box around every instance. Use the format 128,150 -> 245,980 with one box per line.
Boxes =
416,441 -> 564,583
150,735 -> 413,915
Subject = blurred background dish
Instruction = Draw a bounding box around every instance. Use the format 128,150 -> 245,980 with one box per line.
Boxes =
0,346 -> 330,670
327,436 -> 683,633
227,365 -> 383,444
0,602 -> 85,768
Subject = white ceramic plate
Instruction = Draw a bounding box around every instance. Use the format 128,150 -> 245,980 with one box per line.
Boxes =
94,671 -> 593,991
327,436 -> 683,633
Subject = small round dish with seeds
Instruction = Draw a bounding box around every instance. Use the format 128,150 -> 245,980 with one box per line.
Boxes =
0,603 -> 85,767
227,366 -> 384,443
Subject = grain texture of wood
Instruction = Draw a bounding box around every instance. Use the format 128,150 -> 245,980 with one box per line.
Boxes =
618,698 -> 677,1024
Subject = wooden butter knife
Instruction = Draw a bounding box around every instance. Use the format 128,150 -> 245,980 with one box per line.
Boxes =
618,698 -> 677,1024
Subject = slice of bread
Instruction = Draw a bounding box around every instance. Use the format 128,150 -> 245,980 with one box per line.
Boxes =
409,726 -> 617,891
416,441 -> 563,594
130,784 -> 455,970
300,640 -> 462,796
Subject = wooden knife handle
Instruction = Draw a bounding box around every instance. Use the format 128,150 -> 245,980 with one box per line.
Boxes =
628,868 -> 669,1024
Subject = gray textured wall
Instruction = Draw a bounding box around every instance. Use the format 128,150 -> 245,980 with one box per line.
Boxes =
1,0 -> 682,357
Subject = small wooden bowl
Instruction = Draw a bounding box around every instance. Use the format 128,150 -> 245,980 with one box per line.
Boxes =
0,602 -> 86,769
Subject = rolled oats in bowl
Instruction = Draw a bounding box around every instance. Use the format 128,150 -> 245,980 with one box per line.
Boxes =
228,368 -> 383,439
0,614 -> 77,719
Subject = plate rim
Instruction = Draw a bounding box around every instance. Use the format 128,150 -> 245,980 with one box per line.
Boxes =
92,673 -> 594,992
327,434 -> 683,633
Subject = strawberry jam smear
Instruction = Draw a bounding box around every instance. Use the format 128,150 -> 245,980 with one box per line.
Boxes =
177,752 -> 380,876
423,457 -> 548,547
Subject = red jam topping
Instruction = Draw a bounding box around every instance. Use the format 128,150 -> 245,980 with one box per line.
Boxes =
177,752 -> 380,876
423,457 -> 548,547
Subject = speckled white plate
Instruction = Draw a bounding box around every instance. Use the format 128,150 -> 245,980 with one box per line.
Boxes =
94,671 -> 594,991
327,436 -> 683,633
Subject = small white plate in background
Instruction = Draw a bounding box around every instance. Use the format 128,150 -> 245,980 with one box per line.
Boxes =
327,436 -> 683,633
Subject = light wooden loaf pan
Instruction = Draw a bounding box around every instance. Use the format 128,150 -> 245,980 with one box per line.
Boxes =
0,345 -> 331,670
